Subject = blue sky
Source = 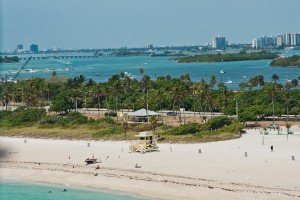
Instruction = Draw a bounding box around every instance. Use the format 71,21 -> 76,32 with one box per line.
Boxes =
1,0 -> 300,50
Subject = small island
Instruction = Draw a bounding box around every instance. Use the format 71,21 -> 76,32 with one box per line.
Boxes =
0,56 -> 20,63
176,50 -> 279,63
270,55 -> 300,67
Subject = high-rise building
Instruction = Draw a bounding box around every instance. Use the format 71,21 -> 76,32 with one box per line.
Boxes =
16,44 -> 23,50
252,38 -> 261,49
252,36 -> 276,48
282,33 -> 291,46
30,44 -> 39,53
276,35 -> 283,46
212,36 -> 226,49
291,33 -> 300,46
148,44 -> 154,49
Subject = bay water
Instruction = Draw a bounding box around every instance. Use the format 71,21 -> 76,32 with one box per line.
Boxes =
0,50 -> 299,89
0,180 -> 145,200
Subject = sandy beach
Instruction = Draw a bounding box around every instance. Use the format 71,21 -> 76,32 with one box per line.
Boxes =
1,126 -> 300,200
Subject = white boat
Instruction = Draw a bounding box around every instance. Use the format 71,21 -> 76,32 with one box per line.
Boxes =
220,70 -> 225,74
224,80 -> 234,84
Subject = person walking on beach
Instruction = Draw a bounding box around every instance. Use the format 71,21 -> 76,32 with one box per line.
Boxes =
271,145 -> 273,152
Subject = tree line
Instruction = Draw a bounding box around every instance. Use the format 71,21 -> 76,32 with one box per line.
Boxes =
0,69 -> 299,122
270,55 -> 300,67
176,51 -> 279,63
0,56 -> 20,63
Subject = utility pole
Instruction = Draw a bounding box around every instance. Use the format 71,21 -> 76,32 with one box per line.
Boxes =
235,98 -> 239,120
146,90 -> 149,124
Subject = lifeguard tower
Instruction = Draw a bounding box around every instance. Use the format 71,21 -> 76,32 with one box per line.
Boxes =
130,131 -> 158,153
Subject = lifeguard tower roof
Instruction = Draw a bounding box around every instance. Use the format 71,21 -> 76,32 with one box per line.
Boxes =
136,131 -> 153,137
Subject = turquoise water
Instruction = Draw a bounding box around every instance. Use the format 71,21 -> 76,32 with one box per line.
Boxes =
0,50 -> 300,89
0,180 -> 144,200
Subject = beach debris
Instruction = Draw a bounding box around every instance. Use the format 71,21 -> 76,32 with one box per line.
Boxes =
63,189 -> 67,192
106,156 -> 109,160
135,164 -> 141,168
244,152 -> 248,157
94,173 -> 98,176
87,142 -> 90,147
95,165 -> 100,170
68,155 -> 70,159
292,156 -> 295,161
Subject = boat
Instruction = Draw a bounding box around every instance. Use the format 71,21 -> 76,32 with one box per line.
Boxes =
224,80 -> 234,84
84,158 -> 97,165
220,70 -> 225,74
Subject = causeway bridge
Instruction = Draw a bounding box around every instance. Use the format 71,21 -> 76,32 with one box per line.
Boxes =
19,55 -> 99,61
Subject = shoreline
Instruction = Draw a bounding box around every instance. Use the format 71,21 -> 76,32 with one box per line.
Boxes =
0,178 -> 148,200
1,127 -> 300,200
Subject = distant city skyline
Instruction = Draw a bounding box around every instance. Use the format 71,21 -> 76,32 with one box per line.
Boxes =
1,0 -> 300,51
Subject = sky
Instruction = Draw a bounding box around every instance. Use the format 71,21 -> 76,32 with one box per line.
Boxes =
1,0 -> 300,51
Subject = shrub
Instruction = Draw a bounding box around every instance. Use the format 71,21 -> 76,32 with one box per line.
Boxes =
0,113 -> 22,127
160,124 -> 172,130
40,115 -> 63,124
98,117 -> 116,125
104,112 -> 117,117
59,112 -> 88,125
167,123 -> 201,135
0,110 -> 12,119
220,123 -> 245,134
92,127 -> 124,138
238,110 -> 258,122
19,108 -> 47,122
200,116 -> 231,131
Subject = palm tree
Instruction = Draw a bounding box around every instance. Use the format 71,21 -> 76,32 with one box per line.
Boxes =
271,74 -> 279,84
283,90 -> 292,122
92,85 -> 104,119
111,80 -> 123,122
265,84 -> 276,125
139,68 -> 150,123
210,75 -> 217,88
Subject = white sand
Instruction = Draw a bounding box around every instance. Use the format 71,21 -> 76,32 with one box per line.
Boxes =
1,126 -> 300,200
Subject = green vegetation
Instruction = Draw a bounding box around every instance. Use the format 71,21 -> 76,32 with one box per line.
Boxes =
270,55 -> 300,67
176,51 -> 279,63
166,116 -> 236,136
0,69 -> 299,142
0,109 -> 242,143
0,56 -> 19,63
0,107 -> 46,127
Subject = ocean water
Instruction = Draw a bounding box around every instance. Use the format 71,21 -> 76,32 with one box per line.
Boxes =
0,50 -> 300,89
0,180 -> 144,200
